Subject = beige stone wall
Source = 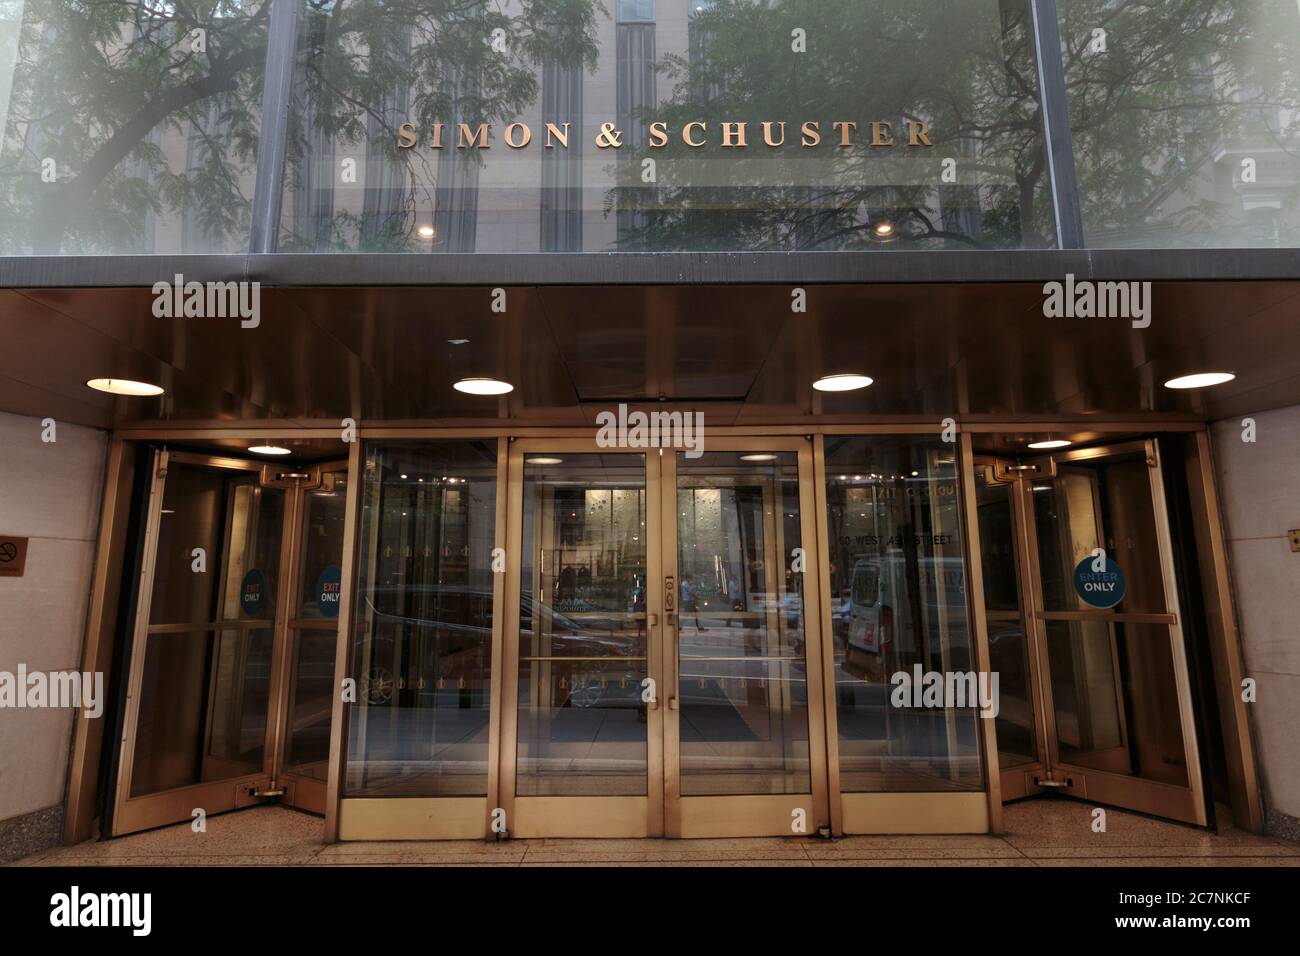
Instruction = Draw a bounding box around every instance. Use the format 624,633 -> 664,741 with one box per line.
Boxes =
1211,406 -> 1300,835
0,411 -> 106,849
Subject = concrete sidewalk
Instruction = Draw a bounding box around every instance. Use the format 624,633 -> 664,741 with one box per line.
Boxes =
11,800 -> 1300,867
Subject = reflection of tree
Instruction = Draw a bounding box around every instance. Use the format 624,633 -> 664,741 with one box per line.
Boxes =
0,0 -> 601,253
612,0 -> 1300,251
611,0 -> 1054,251
1060,0 -> 1300,246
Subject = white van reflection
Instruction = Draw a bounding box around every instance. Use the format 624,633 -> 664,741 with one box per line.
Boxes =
842,554 -> 968,679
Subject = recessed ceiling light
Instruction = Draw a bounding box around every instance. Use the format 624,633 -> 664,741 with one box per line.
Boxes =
1028,439 -> 1072,450
248,445 -> 292,456
454,377 -> 513,395
417,225 -> 436,239
1164,372 -> 1236,390
813,373 -> 873,392
528,457 -> 564,465
400,474 -> 408,479
86,378 -> 163,396
740,453 -> 778,462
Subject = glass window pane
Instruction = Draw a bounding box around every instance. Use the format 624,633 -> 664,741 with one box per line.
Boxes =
281,1 -> 1051,252
1032,453 -> 1166,613
823,437 -> 983,792
0,3 -> 265,254
130,626 -> 272,797
676,451 -> 810,796
1062,0 -> 1300,249
296,477 -> 349,619
1046,621 -> 1188,788
516,454 -> 648,797
346,441 -> 498,796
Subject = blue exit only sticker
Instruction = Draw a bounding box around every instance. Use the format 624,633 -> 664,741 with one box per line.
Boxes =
1073,553 -> 1126,609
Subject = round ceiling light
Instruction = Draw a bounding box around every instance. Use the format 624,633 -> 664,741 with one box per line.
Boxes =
249,445 -> 292,456
813,373 -> 874,392
527,457 -> 564,465
86,378 -> 163,397
1027,439 -> 1072,450
1164,372 -> 1236,390
454,377 -> 514,396
740,453 -> 778,462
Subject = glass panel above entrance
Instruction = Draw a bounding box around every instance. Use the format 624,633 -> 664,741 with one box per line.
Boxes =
822,436 -> 983,793
346,441 -> 499,797
280,0 -> 1052,252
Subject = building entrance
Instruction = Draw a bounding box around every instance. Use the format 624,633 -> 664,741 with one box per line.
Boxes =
975,441 -> 1208,826
500,438 -> 829,838
109,451 -> 347,836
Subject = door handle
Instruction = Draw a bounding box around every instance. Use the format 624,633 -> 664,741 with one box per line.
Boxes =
668,696 -> 679,711
648,612 -> 659,627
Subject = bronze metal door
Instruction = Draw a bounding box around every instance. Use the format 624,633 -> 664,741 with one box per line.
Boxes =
660,439 -> 830,837
500,440 -> 667,837
112,451 -> 347,835
981,442 -> 1208,826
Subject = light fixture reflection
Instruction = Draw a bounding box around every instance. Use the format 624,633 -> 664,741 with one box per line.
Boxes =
1164,372 -> 1236,390
1027,439 -> 1072,450
454,377 -> 514,395
86,378 -> 164,397
813,373 -> 873,392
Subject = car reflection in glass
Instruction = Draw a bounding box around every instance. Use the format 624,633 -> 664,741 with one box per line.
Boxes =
359,585 -> 645,712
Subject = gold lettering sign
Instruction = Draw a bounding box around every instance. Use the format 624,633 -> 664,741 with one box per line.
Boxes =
396,119 -> 935,151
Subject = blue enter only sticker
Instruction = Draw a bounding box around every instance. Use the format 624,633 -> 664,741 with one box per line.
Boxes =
1073,555 -> 1126,609
315,564 -> 343,618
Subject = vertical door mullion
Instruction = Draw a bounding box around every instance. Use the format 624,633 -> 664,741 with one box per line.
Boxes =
646,450 -> 666,837
484,437 -> 511,836
957,437 -> 1003,830
810,435 -> 843,835
323,438 -> 363,842
1016,458 -> 1061,778
796,441 -> 832,833
1145,440 -> 1209,826
111,448 -> 170,835
497,441 -> 525,833
659,449 -> 681,837
266,480 -> 304,782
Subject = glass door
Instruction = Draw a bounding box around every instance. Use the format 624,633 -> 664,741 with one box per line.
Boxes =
113,451 -> 288,836
985,441 -> 1207,826
661,440 -> 829,837
268,461 -> 349,815
974,458 -> 1050,802
113,451 -> 349,835
501,441 -> 665,837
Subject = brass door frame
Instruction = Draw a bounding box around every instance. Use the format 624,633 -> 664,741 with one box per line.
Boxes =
661,437 -> 831,838
973,455 -> 1052,805
268,459 -> 349,815
67,419 -> 1256,845
111,450 -> 277,836
815,435 -> 997,835
1007,440 -> 1208,826
499,438 -> 666,838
